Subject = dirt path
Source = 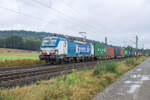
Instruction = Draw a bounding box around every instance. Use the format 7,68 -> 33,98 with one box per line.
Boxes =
92,57 -> 150,100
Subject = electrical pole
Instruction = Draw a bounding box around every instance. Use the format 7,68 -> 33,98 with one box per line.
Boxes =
142,37 -> 144,50
136,35 -> 138,49
105,37 -> 107,45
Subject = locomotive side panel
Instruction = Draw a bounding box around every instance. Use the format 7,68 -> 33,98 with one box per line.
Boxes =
57,40 -> 67,55
76,43 -> 92,55
67,41 -> 76,55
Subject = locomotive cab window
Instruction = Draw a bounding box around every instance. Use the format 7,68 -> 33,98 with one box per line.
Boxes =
41,38 -> 57,47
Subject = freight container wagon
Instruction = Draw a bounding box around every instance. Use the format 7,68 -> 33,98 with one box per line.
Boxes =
135,49 -> 137,56
129,50 -> 132,57
107,47 -> 115,58
114,47 -> 121,58
124,49 -> 129,57
135,50 -> 137,56
137,50 -> 142,56
136,50 -> 140,56
132,49 -> 136,56
136,51 -> 139,56
120,48 -> 124,57
94,43 -> 107,59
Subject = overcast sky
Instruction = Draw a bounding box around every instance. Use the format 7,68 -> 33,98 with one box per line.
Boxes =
0,0 -> 149,49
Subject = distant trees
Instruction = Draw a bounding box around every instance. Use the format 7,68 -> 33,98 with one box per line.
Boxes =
23,39 -> 41,51
0,30 -> 103,51
125,46 -> 134,50
0,38 -> 5,48
0,35 -> 41,51
5,35 -> 24,49
0,30 -> 55,40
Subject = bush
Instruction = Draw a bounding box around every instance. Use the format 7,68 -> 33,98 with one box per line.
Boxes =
0,93 -> 4,100
0,59 -> 45,68
93,61 -> 120,75
0,57 -> 146,100
0,93 -> 16,100
66,70 -> 79,85
125,58 -> 136,66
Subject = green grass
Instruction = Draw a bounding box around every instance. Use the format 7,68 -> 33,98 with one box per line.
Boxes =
0,59 -> 45,68
0,55 -> 39,61
0,50 -> 40,54
0,56 -> 147,100
124,58 -> 136,66
93,61 -> 120,75
0,54 -> 44,68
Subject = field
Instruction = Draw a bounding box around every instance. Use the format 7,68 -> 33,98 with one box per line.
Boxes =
0,48 -> 44,67
0,55 -> 38,61
0,48 -> 40,61
0,56 -> 147,100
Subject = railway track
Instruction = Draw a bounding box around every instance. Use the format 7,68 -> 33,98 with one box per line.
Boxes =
0,57 -> 127,72
0,61 -> 97,88
0,57 -> 133,88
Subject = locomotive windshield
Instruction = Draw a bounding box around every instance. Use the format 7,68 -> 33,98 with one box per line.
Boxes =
41,38 -> 57,47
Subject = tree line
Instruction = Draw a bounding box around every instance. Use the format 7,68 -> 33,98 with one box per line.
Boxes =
0,35 -> 41,51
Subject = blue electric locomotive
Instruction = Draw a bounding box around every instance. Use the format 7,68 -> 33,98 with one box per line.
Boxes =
40,36 -> 94,63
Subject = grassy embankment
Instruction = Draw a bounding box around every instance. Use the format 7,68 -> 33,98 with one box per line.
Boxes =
0,56 -> 147,100
0,48 -> 44,67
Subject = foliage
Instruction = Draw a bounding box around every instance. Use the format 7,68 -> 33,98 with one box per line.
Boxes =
0,30 -> 101,48
125,46 -> 134,50
0,35 -> 41,51
0,93 -> 4,100
0,57 -> 146,100
0,49 -> 41,67
125,58 -> 136,66
66,70 -> 80,85
0,59 -> 45,68
0,55 -> 38,61
93,61 -> 121,75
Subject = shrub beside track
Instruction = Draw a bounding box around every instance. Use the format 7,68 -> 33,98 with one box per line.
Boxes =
0,59 -> 45,68
0,56 -> 147,100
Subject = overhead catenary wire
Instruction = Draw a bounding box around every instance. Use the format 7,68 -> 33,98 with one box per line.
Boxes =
0,5 -> 91,41
30,0 -> 103,34
0,5 -> 94,41
0,6 -> 55,25
60,0 -> 105,32
16,0 -> 96,35
1,0 -> 104,41
31,0 -> 96,33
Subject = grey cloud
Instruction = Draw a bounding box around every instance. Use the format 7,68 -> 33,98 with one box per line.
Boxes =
0,0 -> 149,48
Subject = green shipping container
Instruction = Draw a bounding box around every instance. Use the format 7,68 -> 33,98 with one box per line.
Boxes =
124,49 -> 129,56
94,43 -> 107,56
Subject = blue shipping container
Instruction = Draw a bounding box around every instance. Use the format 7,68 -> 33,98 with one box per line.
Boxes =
68,41 -> 76,55
77,43 -> 91,55
129,50 -> 132,56
114,48 -> 121,56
